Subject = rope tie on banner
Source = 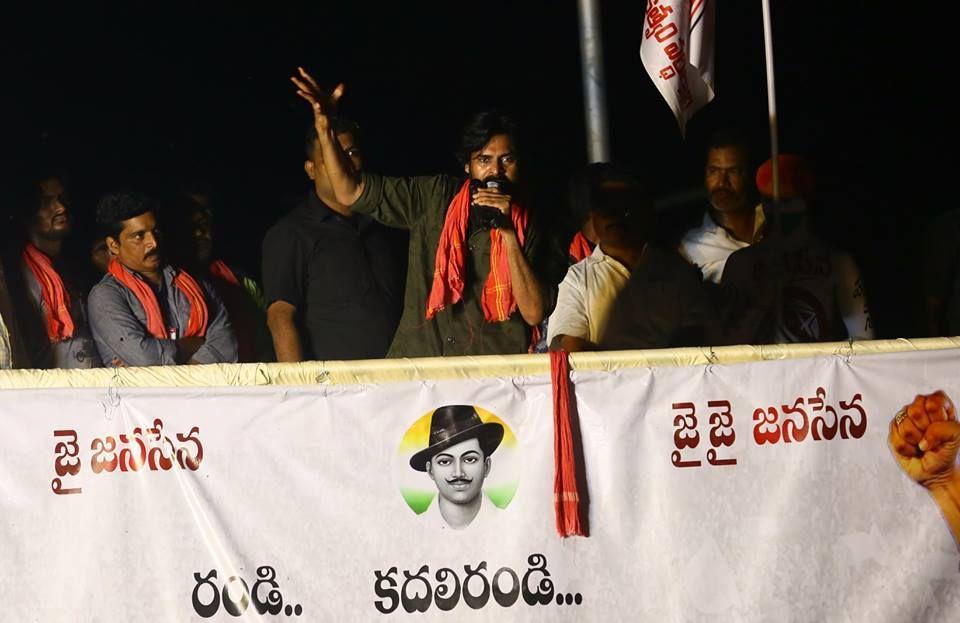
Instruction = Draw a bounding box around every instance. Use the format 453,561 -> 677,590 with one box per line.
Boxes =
101,366 -> 123,421
836,340 -> 855,365
706,346 -> 719,372
550,350 -> 587,538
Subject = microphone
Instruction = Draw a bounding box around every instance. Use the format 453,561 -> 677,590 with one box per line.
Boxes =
470,178 -> 510,230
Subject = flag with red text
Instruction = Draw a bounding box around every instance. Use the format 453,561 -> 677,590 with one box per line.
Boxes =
640,0 -> 716,133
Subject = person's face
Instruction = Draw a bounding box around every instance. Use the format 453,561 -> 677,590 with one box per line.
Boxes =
90,238 -> 109,274
705,147 -> 752,213
191,209 -> 213,263
590,186 -> 650,248
464,134 -> 519,183
304,131 -> 363,195
426,437 -> 491,506
106,211 -> 163,274
590,210 -> 648,249
32,177 -> 71,241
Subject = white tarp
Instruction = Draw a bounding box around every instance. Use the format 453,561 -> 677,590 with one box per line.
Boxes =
2,346 -> 959,621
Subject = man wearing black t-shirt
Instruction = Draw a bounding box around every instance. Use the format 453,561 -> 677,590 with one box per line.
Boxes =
261,120 -> 403,361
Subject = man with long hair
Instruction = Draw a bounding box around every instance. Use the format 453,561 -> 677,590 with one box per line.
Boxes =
290,68 -> 549,357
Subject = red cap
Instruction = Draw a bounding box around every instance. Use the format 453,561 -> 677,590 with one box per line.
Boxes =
755,154 -> 815,199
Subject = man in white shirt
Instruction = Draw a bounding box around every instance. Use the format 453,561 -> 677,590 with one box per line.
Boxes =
679,130 -> 764,284
548,166 -> 650,352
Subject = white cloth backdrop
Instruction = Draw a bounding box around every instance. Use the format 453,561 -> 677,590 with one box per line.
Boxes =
2,348 -> 959,621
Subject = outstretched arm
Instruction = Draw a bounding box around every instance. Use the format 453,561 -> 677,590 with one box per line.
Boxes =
290,67 -> 364,212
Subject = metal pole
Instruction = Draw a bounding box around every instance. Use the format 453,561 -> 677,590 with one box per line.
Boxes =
761,0 -> 780,202
760,0 -> 784,338
577,0 -> 611,163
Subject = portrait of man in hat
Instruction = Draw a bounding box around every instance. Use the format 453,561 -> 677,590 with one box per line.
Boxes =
409,404 -> 504,530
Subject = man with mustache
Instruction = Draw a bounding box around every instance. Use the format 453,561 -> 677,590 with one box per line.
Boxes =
290,68 -> 549,357
87,191 -> 237,367
5,173 -> 101,368
679,130 -> 764,284
409,405 -> 504,530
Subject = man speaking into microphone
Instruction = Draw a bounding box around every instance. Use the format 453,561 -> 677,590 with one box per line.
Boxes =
290,68 -> 550,357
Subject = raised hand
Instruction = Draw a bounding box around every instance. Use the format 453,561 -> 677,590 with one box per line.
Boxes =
290,66 -> 344,134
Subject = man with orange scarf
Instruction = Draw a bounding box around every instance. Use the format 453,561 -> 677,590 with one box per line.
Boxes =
167,188 -> 272,363
7,174 -> 100,368
87,191 -> 237,367
290,68 -> 549,357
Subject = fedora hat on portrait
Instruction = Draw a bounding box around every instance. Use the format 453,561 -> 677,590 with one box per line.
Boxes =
409,405 -> 504,472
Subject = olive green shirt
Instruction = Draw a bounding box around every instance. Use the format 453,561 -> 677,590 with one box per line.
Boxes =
353,173 -> 543,357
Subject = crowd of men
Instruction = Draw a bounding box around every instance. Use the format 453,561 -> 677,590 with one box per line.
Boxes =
2,68 -> 948,371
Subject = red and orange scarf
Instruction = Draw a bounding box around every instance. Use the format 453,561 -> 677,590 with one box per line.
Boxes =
568,231 -> 595,263
209,259 -> 239,287
107,258 -> 209,339
22,243 -> 75,342
209,259 -> 256,362
426,180 -> 530,324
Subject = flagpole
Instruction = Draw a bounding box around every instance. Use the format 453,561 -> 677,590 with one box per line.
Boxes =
760,0 -> 784,335
760,0 -> 779,201
577,0 -> 611,163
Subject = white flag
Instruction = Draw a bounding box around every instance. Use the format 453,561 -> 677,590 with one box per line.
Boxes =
640,0 -> 716,134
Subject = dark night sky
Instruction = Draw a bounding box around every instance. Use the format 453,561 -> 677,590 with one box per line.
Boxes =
0,1 -> 947,337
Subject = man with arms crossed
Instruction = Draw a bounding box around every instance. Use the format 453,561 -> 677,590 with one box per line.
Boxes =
88,191 -> 237,367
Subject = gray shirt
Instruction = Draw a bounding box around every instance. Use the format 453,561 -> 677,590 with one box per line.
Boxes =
88,264 -> 237,367
21,263 -> 101,369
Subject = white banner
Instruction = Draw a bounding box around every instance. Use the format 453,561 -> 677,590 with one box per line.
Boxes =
2,348 -> 960,621
640,0 -> 716,133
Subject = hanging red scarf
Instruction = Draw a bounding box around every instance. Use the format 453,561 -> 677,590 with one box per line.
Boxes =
22,243 -> 75,342
426,180 -> 530,323
568,231 -> 595,263
551,349 -> 586,537
208,259 -> 256,362
209,259 -> 240,286
107,258 -> 209,339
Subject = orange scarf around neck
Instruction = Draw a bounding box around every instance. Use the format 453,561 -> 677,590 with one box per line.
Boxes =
426,180 -> 529,323
107,258 -> 208,339
22,243 -> 75,342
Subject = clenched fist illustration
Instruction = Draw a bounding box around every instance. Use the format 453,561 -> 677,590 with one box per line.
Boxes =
889,390 -> 960,544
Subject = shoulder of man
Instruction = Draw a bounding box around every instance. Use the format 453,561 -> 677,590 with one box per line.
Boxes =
263,204 -> 309,240
418,173 -> 462,204
561,254 -> 591,284
261,205 -> 316,267
87,271 -> 130,310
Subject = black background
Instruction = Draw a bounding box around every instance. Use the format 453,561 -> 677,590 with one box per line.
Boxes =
0,1 -> 946,337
